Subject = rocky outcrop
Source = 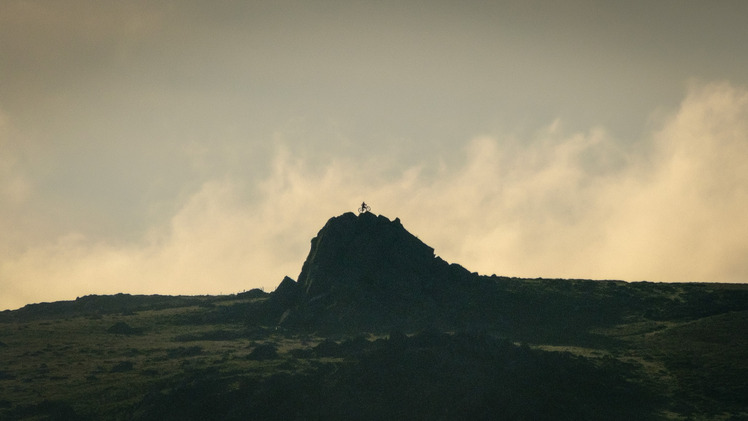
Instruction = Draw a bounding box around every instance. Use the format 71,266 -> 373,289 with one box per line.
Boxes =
272,212 -> 475,331
270,276 -> 301,308
300,212 -> 472,300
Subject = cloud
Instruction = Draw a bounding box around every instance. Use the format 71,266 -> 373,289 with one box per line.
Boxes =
2,82 -> 747,310
0,177 -> 324,310
599,82 -> 748,282
389,82 -> 748,284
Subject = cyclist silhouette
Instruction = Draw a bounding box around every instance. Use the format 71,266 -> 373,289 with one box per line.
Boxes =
358,202 -> 371,214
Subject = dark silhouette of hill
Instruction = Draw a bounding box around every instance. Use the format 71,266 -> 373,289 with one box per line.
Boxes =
273,212 -> 477,331
296,211 -> 470,298
1,211 -> 747,420
270,212 -> 748,341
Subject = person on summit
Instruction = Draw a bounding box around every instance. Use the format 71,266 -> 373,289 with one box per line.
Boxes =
359,202 -> 370,214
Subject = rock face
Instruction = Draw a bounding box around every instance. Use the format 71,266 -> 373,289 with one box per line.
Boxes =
274,212 -> 474,331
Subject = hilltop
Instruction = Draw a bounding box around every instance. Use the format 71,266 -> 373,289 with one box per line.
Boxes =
1,212 -> 747,420
272,212 -> 476,331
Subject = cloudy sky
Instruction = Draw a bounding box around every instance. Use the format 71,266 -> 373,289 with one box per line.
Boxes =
2,1 -> 748,310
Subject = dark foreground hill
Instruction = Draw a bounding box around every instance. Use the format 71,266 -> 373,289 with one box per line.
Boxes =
1,212 -> 747,420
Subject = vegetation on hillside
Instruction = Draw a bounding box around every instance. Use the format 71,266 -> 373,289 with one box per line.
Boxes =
1,213 -> 746,420
1,282 -> 746,420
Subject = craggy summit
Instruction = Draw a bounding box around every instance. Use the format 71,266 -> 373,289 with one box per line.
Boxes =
274,212 -> 473,330
298,212 -> 464,298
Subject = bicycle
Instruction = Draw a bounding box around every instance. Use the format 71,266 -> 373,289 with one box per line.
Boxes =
358,202 -> 371,214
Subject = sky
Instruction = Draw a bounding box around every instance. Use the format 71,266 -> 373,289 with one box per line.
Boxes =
2,0 -> 748,310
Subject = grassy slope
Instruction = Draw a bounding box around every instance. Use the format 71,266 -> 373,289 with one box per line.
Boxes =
0,282 -> 746,420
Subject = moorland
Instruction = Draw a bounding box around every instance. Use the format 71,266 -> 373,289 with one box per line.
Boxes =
1,212 -> 747,420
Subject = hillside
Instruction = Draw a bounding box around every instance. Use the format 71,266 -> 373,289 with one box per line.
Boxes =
1,212 -> 747,420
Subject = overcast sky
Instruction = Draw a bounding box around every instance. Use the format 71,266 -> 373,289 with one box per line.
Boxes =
2,0 -> 748,310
